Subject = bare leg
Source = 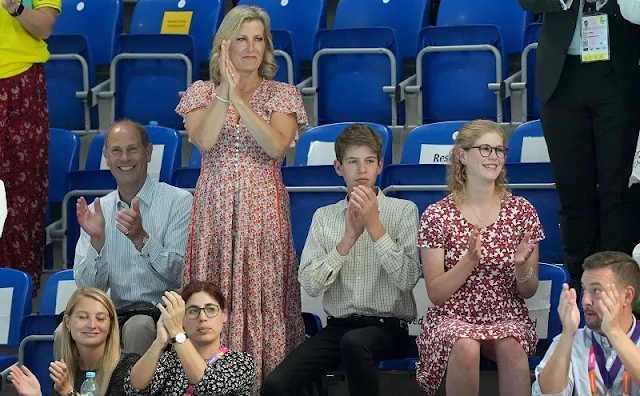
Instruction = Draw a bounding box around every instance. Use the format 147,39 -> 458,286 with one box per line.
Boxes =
483,337 -> 531,396
446,338 -> 481,396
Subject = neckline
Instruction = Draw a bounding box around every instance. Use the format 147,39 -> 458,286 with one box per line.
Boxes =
453,194 -> 507,229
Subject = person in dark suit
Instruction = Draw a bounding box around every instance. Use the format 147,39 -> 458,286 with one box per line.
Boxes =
518,0 -> 640,289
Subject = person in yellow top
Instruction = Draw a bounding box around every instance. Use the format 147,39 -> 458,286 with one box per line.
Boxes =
0,0 -> 60,294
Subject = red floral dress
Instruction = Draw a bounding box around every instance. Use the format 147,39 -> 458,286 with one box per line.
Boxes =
415,194 -> 544,395
175,79 -> 306,393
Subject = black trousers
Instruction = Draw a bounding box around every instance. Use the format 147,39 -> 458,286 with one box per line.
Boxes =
541,56 -> 640,284
261,316 -> 412,396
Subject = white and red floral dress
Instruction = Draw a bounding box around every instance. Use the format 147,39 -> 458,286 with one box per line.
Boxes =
415,194 -> 544,395
175,79 -> 307,393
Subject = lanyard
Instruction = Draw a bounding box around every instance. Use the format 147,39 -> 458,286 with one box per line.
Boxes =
588,321 -> 640,396
184,345 -> 229,396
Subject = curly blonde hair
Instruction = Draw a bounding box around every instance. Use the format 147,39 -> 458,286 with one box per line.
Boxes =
209,5 -> 278,85
447,119 -> 510,204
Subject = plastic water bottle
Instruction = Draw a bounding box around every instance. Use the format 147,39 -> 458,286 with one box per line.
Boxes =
80,371 -> 98,396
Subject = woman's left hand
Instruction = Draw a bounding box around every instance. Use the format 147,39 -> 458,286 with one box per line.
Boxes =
221,42 -> 241,105
157,291 -> 186,338
514,232 -> 535,267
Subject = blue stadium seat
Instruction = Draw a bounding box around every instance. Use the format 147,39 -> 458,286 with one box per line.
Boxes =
128,0 -> 224,67
381,164 -> 448,216
282,166 -> 346,257
271,29 -> 297,84
46,0 -> 123,131
49,129 -> 81,206
294,122 -> 393,169
408,25 -> 508,124
189,145 -> 202,168
305,27 -> 401,126
17,316 -> 58,392
0,269 -> 33,372
436,0 -> 532,55
333,0 -> 430,63
108,34 -> 196,130
237,0 -> 328,83
302,312 -> 323,337
507,120 -> 550,164
39,270 -> 77,316
523,23 -> 542,122
506,162 -> 561,264
400,121 -> 466,164
63,126 -> 182,268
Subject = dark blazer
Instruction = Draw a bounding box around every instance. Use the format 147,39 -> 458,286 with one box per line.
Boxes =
518,0 -> 640,103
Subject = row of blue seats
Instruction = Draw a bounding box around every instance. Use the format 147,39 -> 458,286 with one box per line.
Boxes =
46,120 -> 560,273
45,0 -> 541,132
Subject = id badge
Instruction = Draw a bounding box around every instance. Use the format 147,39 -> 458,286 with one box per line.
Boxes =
580,13 -> 610,63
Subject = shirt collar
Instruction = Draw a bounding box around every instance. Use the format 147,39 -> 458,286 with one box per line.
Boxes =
590,316 -> 638,348
116,175 -> 155,209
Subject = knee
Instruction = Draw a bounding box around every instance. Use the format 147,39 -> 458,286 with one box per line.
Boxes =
495,338 -> 528,368
122,315 -> 156,336
340,330 -> 372,358
449,338 -> 480,369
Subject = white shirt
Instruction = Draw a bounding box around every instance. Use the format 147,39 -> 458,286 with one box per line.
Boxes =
74,176 -> 193,309
620,0 -> 640,24
532,320 -> 640,395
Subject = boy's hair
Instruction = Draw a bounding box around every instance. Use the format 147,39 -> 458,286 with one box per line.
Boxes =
334,123 -> 383,163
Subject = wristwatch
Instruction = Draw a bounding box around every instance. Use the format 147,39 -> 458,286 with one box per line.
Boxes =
10,0 -> 24,17
171,332 -> 187,344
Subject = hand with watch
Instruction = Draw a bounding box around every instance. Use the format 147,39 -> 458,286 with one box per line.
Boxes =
157,291 -> 188,345
2,0 -> 24,16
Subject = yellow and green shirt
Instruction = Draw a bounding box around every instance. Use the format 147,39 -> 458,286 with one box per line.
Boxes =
0,0 -> 62,79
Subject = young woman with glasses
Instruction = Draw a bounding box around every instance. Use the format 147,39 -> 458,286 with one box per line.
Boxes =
414,120 -> 545,396
126,281 -> 255,395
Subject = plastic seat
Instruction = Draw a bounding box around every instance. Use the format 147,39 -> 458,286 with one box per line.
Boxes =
400,121 -> 467,164
507,120 -> 550,164
39,270 -> 77,316
237,0 -> 328,83
45,0 -> 123,131
0,269 -> 33,372
523,23 -> 543,121
410,25 -> 508,123
294,122 -> 393,168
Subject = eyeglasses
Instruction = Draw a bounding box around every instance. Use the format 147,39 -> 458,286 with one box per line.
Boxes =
185,304 -> 221,319
469,144 -> 508,158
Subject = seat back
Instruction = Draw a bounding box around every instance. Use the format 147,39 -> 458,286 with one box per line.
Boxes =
39,270 -> 77,315
113,35 -> 196,130
381,164 -> 448,216
436,0 -> 532,54
507,162 -> 561,264
294,122 -> 393,168
315,28 -> 399,125
189,145 -> 202,168
50,0 -> 123,65
129,0 -> 224,66
507,120 -> 550,163
401,121 -> 466,164
49,129 -> 81,204
525,263 -> 567,345
0,268 -> 33,347
271,29 -> 297,83
523,22 -> 542,120
237,0 -> 328,63
19,316 -> 59,393
282,166 -> 346,257
333,0 -> 430,62
418,25 -> 505,123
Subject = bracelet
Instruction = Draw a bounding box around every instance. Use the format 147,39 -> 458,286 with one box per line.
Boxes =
214,93 -> 231,104
515,266 -> 534,283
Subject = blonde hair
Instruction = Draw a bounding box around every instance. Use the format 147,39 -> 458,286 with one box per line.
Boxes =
447,119 -> 509,204
209,5 -> 278,85
60,288 -> 121,394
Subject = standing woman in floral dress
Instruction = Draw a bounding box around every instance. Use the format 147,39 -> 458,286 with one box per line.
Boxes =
175,5 -> 306,393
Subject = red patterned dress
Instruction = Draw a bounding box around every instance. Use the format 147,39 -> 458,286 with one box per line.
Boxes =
175,79 -> 306,392
415,194 -> 544,395
0,64 -> 49,293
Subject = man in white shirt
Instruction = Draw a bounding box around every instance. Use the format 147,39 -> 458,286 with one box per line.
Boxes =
54,119 -> 193,357
532,251 -> 640,395
262,123 -> 420,396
